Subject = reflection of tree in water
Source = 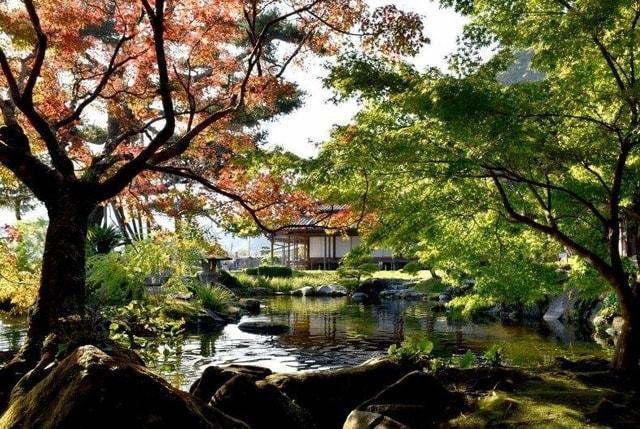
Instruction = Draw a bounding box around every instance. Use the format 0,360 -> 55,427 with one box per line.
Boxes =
4,328 -> 21,351
199,333 -> 219,357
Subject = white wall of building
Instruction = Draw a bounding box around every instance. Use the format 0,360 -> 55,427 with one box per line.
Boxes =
309,235 -> 392,259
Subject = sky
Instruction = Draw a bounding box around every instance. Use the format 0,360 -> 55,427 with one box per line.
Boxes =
264,1 -> 466,158
0,1 -> 467,255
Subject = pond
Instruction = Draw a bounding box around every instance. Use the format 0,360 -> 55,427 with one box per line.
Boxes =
0,296 -> 609,390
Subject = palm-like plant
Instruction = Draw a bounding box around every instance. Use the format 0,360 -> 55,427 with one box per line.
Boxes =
87,225 -> 125,256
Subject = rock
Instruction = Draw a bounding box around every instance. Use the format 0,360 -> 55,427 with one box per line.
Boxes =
190,364 -> 272,402
543,289 -> 579,322
0,345 -> 249,429
553,356 -> 609,373
0,350 -> 15,365
265,358 -> 412,429
167,292 -> 192,301
379,289 -> 424,300
240,287 -> 273,297
238,321 -> 289,335
291,286 -> 316,297
343,410 -> 408,429
163,301 -> 236,331
351,292 -> 370,303
612,316 -> 625,336
438,293 -> 451,303
355,371 -> 465,428
238,298 -> 261,314
356,278 -> 400,296
316,284 -> 348,297
189,308 -> 236,331
212,374 -> 317,429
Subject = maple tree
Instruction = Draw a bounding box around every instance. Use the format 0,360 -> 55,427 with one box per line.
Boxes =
0,0 -> 425,367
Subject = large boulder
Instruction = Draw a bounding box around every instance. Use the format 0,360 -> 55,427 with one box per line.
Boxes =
352,371 -> 465,428
265,358 -> 413,429
543,289 -> 577,322
316,284 -> 348,297
290,286 -> 316,297
0,345 -> 248,429
238,321 -> 289,335
343,410 -> 408,429
238,298 -> 261,314
356,278 -> 402,296
350,292 -> 370,303
163,300 -> 236,331
212,374 -> 317,429
190,364 -> 272,402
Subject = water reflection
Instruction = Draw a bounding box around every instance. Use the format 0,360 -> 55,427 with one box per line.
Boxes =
0,296 -> 609,389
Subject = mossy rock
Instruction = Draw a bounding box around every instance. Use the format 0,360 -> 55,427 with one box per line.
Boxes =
0,345 -> 249,429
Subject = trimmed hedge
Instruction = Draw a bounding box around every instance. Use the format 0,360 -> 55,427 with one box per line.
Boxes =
244,265 -> 293,278
244,267 -> 259,276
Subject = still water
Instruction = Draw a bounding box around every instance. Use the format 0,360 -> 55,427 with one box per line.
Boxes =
0,296 -> 608,389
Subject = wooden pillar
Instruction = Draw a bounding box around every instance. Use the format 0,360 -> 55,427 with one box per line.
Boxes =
270,234 -> 275,265
323,235 -> 327,270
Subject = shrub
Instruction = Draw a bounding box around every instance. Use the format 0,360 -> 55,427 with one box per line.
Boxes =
87,225 -> 124,256
192,283 -> 234,312
484,344 -> 504,368
106,300 -> 185,363
337,262 -> 378,283
257,265 -> 293,278
388,335 -> 434,364
401,261 -> 428,275
218,270 -> 243,289
245,267 -> 259,276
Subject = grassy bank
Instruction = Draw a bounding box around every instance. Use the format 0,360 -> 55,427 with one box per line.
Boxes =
230,269 -> 433,294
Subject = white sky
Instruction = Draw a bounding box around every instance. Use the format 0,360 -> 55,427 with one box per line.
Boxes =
265,1 -> 466,158
0,1 -> 466,253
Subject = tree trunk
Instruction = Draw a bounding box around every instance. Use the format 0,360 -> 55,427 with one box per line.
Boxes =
612,297 -> 640,371
19,191 -> 94,365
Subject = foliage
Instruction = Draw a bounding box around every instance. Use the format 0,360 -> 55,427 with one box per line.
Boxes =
401,261 -> 429,276
87,227 -> 223,306
256,265 -> 293,278
234,270 -> 342,292
244,267 -> 259,276
459,349 -> 476,369
337,246 -> 378,283
0,221 -> 45,314
484,344 -> 504,368
312,0 -> 640,328
86,225 -> 124,256
337,262 -> 378,284
388,335 -> 434,364
448,295 -> 497,318
190,283 -> 234,312
106,300 -> 185,364
217,270 -> 243,289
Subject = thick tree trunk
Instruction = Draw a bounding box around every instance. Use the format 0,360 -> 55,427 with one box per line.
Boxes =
19,191 -> 94,365
612,296 -> 640,371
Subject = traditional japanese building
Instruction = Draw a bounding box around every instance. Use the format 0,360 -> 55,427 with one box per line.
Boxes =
269,206 -> 408,270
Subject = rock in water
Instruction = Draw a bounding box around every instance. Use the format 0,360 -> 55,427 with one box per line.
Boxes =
316,284 -> 348,297
0,345 -> 249,429
238,298 -> 261,314
350,292 -> 369,303
290,286 -> 316,297
237,321 -> 290,335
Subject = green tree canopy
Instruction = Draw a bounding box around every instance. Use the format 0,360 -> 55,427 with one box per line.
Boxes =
313,0 -> 640,369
